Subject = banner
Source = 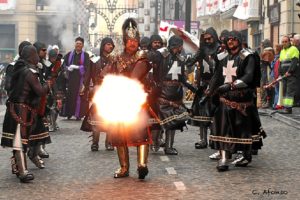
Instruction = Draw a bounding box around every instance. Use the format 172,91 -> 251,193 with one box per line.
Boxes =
159,21 -> 200,54
197,0 -> 206,17
219,0 -> 239,12
233,0 -> 259,20
0,0 -> 16,10
205,0 -> 219,15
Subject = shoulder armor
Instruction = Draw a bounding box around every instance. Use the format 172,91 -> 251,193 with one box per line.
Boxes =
91,56 -> 100,63
217,51 -> 228,61
43,59 -> 52,67
157,47 -> 170,58
239,48 -> 254,60
37,62 -> 43,69
136,50 -> 148,60
29,67 -> 39,74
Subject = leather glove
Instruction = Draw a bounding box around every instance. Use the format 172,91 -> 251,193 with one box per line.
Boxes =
217,83 -> 231,94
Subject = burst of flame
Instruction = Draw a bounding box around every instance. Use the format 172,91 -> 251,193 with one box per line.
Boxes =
93,75 -> 147,125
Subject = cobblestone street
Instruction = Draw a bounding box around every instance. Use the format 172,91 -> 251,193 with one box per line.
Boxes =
0,105 -> 299,200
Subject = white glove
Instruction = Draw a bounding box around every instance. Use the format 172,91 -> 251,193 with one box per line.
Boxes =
68,64 -> 79,71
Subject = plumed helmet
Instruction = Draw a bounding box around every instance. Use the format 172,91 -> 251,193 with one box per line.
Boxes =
122,18 -> 140,43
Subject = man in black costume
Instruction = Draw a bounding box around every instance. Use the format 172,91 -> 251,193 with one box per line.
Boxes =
186,27 -> 220,149
81,37 -> 115,151
1,45 -> 51,182
209,30 -> 263,171
153,35 -> 189,155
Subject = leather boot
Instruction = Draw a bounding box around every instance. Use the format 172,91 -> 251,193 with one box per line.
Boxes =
150,130 -> 161,152
28,146 -> 45,169
38,144 -> 49,158
137,144 -> 149,179
216,150 -> 230,172
114,146 -> 129,178
105,134 -> 114,151
164,130 -> 178,155
91,132 -> 100,151
195,127 -> 208,149
15,150 -> 34,183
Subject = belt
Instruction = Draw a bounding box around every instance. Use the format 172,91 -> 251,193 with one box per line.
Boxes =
158,97 -> 182,108
219,97 -> 253,116
162,80 -> 182,86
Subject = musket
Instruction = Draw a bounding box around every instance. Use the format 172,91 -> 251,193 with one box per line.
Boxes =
263,75 -> 287,89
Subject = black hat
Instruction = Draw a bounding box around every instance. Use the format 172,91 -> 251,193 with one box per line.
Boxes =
75,36 -> 84,44
150,34 -> 163,44
18,41 -> 32,56
122,18 -> 140,43
228,30 -> 242,43
33,41 -> 46,53
168,35 -> 183,50
220,29 -> 229,40
100,37 -> 115,56
140,37 -> 150,48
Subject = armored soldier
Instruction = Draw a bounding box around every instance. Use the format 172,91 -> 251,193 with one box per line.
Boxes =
186,27 -> 220,149
81,37 -> 115,151
110,18 -> 152,179
153,35 -> 189,155
1,45 -> 51,182
209,31 -> 263,171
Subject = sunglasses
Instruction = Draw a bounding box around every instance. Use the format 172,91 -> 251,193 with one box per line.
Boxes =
41,49 -> 47,51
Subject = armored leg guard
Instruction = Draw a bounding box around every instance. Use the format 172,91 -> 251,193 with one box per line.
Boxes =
91,132 -> 100,151
195,127 -> 208,149
216,150 -> 230,172
105,133 -> 114,151
150,130 -> 161,152
11,153 -> 18,175
137,144 -> 149,179
232,151 -> 252,167
209,151 -> 221,160
28,146 -> 45,169
114,146 -> 129,178
164,130 -> 178,155
38,143 -> 49,158
14,150 -> 34,183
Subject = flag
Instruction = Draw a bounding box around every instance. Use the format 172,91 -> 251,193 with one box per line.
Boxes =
0,0 -> 15,10
233,0 -> 259,20
219,0 -> 239,12
197,0 -> 206,17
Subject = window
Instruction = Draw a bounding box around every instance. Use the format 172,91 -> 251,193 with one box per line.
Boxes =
0,24 -> 15,63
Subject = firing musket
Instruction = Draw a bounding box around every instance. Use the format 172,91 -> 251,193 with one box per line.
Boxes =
263,75 -> 287,89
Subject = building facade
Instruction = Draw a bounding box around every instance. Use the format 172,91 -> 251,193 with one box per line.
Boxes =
197,0 -> 300,51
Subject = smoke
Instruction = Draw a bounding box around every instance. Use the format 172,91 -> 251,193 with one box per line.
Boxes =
44,0 -> 89,52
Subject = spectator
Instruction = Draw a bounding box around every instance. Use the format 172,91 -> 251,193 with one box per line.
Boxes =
278,35 -> 299,114
271,44 -> 283,109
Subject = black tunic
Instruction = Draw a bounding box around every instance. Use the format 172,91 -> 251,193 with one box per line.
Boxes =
209,49 -> 264,153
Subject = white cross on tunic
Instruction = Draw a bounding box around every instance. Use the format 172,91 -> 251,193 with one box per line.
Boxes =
169,61 -> 181,80
223,60 -> 237,83
202,60 -> 210,74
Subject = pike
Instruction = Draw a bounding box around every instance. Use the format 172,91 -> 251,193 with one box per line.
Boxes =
263,75 -> 287,89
